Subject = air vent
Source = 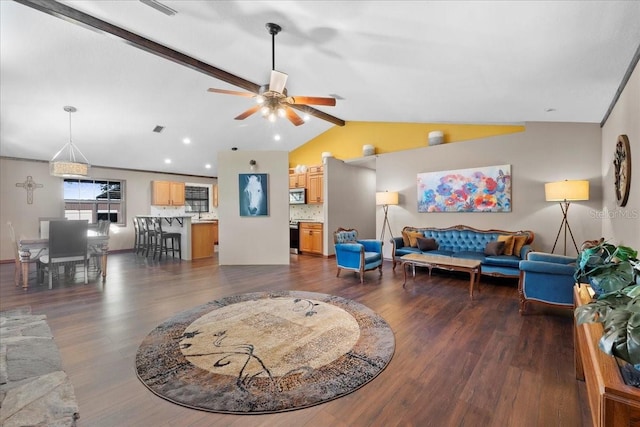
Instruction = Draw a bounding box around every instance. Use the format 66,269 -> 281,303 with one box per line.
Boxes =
153,125 -> 164,133
139,0 -> 177,16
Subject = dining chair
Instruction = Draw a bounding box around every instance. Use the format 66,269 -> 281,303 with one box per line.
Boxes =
90,220 -> 110,271
38,217 -> 67,239
38,220 -> 89,289
7,221 -> 46,287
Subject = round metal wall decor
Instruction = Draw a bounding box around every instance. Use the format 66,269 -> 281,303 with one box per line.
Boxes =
613,134 -> 631,207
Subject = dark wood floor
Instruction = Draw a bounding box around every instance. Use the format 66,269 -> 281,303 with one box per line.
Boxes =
0,253 -> 591,427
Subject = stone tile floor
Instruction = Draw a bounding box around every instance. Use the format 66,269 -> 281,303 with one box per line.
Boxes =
0,307 -> 79,427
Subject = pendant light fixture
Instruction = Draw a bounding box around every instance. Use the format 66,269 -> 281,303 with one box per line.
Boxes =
50,106 -> 90,177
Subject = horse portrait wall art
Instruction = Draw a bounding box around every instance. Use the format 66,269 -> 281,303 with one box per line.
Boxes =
239,173 -> 269,217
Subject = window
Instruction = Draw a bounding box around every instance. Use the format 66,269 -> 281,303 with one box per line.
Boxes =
63,178 -> 124,225
185,185 -> 210,213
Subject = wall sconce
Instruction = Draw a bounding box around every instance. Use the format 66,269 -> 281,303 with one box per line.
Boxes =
249,159 -> 257,172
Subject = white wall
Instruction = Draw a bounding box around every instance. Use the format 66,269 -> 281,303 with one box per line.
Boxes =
325,156 -> 376,256
601,61 -> 640,248
375,122 -> 602,259
217,150 -> 290,265
0,158 -> 215,261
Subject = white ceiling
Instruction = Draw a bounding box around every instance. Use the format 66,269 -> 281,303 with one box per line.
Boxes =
2,1 -> 639,177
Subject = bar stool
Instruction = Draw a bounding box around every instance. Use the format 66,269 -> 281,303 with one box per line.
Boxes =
142,217 -> 157,257
133,217 -> 146,255
152,218 -> 181,260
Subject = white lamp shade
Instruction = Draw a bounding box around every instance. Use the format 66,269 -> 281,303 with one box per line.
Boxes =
545,180 -> 589,201
50,161 -> 89,177
376,191 -> 399,206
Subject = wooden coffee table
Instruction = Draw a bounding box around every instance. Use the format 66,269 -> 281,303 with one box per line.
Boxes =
400,253 -> 482,299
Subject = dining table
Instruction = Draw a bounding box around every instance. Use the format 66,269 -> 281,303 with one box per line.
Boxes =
17,230 -> 109,289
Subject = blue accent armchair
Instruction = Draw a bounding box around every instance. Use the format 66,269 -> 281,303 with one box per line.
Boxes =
334,228 -> 383,284
518,252 -> 577,314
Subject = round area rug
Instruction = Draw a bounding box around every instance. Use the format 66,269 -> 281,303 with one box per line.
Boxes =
135,290 -> 395,414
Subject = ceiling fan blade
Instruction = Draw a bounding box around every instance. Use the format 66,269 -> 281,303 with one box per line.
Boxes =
269,70 -> 288,94
234,105 -> 262,120
285,107 -> 305,126
290,104 -> 345,127
288,96 -> 336,106
207,88 -> 256,97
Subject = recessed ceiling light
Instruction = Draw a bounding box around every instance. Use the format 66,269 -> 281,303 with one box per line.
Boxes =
274,134 -> 281,141
164,158 -> 171,164
183,138 -> 191,144
205,164 -> 211,169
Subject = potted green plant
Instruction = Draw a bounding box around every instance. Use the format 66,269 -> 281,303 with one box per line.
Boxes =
574,240 -> 640,381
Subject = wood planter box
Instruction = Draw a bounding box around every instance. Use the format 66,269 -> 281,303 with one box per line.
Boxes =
574,284 -> 640,426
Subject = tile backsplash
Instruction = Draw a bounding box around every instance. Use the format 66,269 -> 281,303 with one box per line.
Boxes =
290,204 -> 324,222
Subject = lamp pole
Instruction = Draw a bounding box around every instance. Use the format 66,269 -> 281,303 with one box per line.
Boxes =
380,203 -> 394,242
550,200 -> 579,255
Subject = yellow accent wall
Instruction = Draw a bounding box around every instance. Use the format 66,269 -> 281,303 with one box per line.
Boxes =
289,121 -> 525,167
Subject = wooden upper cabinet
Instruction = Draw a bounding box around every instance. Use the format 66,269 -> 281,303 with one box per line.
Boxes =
151,181 -> 185,206
307,165 -> 323,204
288,168 -> 307,189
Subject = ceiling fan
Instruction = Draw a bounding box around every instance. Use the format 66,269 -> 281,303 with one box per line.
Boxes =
208,23 -> 338,126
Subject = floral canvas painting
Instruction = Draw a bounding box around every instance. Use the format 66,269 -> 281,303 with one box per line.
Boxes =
417,165 -> 511,212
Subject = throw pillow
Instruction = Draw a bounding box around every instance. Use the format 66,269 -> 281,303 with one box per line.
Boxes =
401,230 -> 411,247
497,235 -> 515,256
512,235 -> 528,257
407,231 -> 425,248
416,237 -> 438,251
484,240 -> 505,256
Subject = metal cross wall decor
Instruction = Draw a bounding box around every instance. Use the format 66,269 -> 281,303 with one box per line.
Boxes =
16,176 -> 43,204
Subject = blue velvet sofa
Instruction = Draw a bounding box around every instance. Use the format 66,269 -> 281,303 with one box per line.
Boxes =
391,225 -> 535,278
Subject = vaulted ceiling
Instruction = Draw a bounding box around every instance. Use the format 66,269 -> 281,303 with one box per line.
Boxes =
2,1 -> 639,177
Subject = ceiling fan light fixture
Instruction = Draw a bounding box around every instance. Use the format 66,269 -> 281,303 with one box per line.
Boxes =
50,106 -> 90,178
268,112 -> 277,123
256,95 -> 265,104
277,107 -> 286,118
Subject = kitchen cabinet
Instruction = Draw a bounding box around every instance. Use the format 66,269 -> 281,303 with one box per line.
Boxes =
191,221 -> 218,259
152,181 -> 185,206
306,165 -> 323,204
288,169 -> 307,189
300,222 -> 323,255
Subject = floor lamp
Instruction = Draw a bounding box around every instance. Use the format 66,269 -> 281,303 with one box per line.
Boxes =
544,180 -> 589,255
376,191 -> 399,243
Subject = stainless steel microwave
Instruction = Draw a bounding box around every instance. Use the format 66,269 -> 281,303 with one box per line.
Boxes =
289,188 -> 306,204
